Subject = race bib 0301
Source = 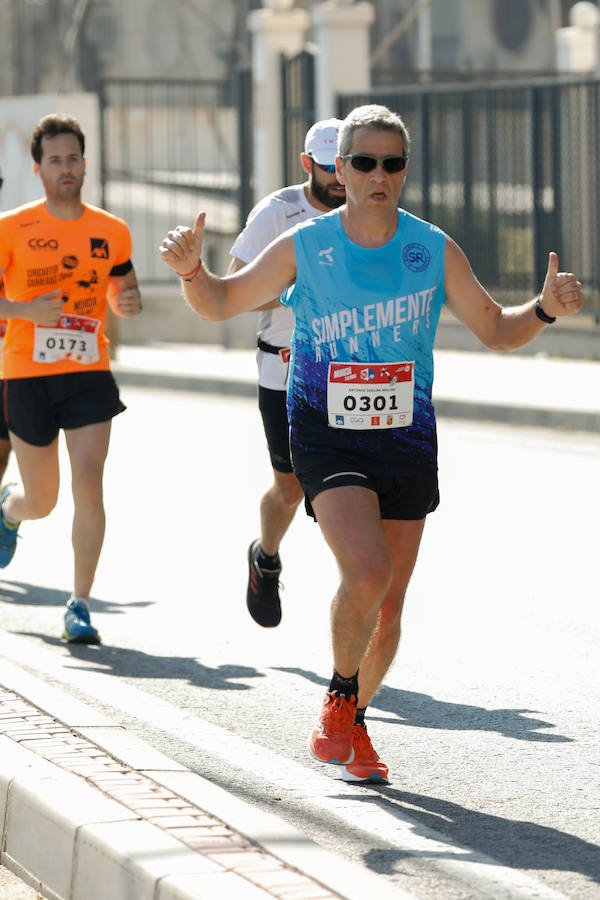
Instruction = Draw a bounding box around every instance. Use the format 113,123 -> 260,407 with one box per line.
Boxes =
327,361 -> 415,430
33,314 -> 100,365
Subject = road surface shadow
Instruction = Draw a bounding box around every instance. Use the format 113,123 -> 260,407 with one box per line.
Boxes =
17,633 -> 264,692
276,666 -> 573,743
345,788 -> 600,887
0,580 -> 151,614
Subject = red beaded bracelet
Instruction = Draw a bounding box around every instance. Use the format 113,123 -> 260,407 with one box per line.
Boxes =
179,260 -> 203,281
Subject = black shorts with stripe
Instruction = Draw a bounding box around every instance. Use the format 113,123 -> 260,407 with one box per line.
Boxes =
296,450 -> 439,521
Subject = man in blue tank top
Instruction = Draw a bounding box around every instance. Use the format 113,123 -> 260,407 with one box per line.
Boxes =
159,105 -> 583,785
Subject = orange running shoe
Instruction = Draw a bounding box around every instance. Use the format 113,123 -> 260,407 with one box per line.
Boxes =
308,690 -> 356,765
342,723 -> 389,783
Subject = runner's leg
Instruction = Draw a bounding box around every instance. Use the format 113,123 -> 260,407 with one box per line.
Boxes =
247,387 -> 303,627
248,469 -> 301,628
64,420 -> 111,601
0,438 -> 12,484
356,517 -> 426,709
311,485 -> 392,679
308,485 -> 390,765
4,432 -> 60,521
310,497 -> 426,776
259,469 -> 303,556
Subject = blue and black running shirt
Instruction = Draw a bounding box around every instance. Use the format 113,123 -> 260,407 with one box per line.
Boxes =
281,207 -> 446,476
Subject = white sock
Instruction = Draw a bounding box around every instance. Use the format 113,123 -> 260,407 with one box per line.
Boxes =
69,596 -> 89,611
1,498 -> 19,527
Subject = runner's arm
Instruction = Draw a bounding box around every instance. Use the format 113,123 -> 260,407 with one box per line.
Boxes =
107,266 -> 142,318
159,212 -> 296,321
227,256 -> 280,311
444,237 -> 583,350
0,271 -> 63,325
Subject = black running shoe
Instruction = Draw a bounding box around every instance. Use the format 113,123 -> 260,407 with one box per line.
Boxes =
246,539 -> 282,627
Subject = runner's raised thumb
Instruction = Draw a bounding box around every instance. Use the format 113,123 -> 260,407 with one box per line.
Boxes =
546,251 -> 559,279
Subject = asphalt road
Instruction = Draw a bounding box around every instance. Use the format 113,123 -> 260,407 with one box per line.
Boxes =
0,386 -> 598,900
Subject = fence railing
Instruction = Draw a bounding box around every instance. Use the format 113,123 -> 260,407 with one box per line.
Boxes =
281,49 -> 316,186
339,76 -> 600,317
98,77 -> 248,283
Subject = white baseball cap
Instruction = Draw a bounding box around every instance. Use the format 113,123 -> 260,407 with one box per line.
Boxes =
304,118 -> 342,165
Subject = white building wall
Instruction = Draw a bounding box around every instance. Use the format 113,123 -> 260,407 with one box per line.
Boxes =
449,0 -> 561,72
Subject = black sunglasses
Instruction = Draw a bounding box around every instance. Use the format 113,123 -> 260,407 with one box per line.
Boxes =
341,154 -> 407,174
309,156 -> 336,174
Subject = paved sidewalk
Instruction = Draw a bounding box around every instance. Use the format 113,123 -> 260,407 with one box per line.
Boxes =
112,342 -> 600,433
0,658 -> 411,900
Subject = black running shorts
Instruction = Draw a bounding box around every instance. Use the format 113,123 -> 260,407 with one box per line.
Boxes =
0,380 -> 8,441
4,371 -> 126,446
297,453 -> 439,521
258,385 -> 292,473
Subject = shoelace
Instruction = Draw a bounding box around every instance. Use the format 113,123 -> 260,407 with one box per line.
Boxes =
66,602 -> 91,625
253,560 -> 284,596
255,560 -> 282,579
353,724 -> 375,759
327,692 -> 356,732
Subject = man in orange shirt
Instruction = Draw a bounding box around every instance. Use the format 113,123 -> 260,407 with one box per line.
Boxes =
0,113 -> 141,643
0,165 -> 12,482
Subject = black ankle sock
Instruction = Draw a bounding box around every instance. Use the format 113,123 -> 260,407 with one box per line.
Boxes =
354,707 -> 366,727
329,669 -> 359,701
257,547 -> 280,570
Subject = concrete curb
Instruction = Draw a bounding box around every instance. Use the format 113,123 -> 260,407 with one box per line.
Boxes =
112,364 -> 600,434
0,663 -> 414,900
113,366 -> 257,399
432,397 -> 600,432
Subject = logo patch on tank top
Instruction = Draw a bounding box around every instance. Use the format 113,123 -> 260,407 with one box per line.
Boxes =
402,243 -> 430,272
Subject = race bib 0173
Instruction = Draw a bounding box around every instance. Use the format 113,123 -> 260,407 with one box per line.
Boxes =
327,361 -> 415,430
33,314 -> 100,365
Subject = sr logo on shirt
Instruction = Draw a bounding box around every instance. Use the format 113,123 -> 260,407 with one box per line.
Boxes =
402,243 -> 430,272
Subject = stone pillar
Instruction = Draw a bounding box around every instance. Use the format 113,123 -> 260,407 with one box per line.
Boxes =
248,4 -> 308,203
555,1 -> 600,72
309,1 -> 375,122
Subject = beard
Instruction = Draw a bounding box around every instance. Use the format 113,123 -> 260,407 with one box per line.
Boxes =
310,164 -> 345,209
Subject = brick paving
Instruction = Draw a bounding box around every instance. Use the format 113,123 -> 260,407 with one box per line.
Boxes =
0,687 -> 341,900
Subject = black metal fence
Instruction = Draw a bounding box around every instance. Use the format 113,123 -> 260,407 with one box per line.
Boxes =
281,49 -> 316,186
98,76 -> 251,283
339,77 -> 600,316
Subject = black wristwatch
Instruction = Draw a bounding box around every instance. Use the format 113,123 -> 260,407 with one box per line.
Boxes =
535,296 -> 556,324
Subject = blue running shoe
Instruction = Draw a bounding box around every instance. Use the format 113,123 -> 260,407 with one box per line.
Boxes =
0,484 -> 20,568
63,598 -> 101,644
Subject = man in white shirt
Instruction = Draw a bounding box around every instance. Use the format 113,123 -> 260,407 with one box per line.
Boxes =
228,120 -> 345,629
